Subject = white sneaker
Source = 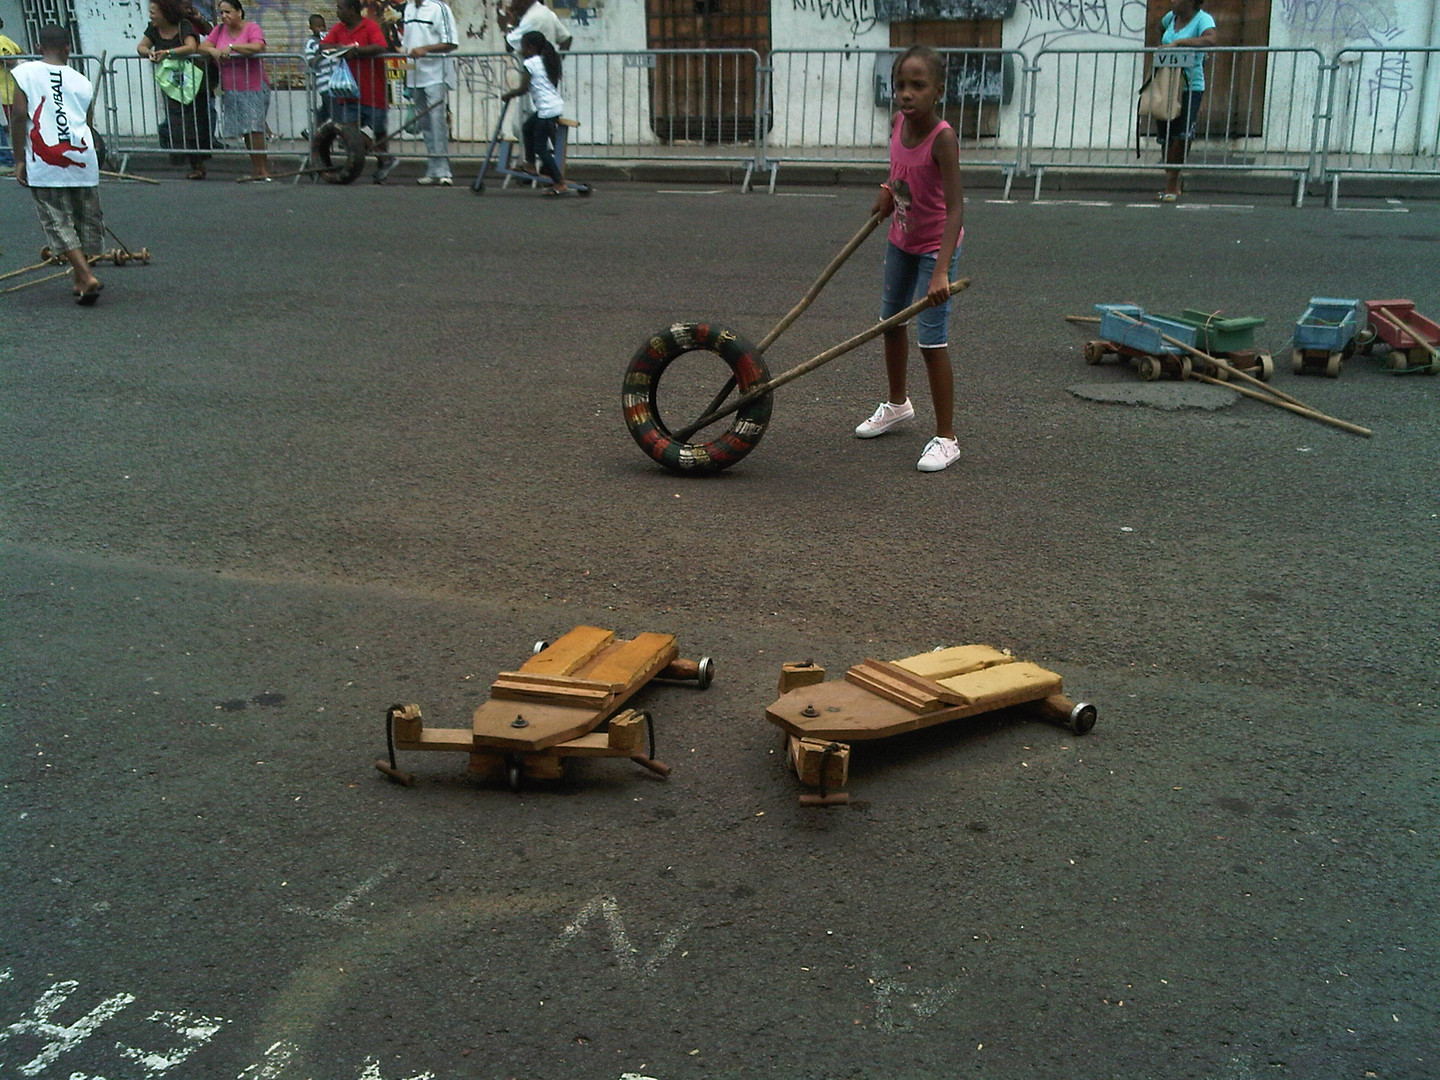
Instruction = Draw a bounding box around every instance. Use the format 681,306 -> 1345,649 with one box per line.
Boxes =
917,436 -> 961,472
855,398 -> 914,438
416,175 -> 453,186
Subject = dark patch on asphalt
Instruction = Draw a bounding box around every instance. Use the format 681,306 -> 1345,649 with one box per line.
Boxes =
1216,796 -> 1253,815
215,692 -> 287,711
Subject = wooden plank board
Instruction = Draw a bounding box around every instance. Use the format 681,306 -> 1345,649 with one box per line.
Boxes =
937,662 -> 1062,709
891,644 -> 1014,681
789,735 -> 849,789
520,626 -> 615,677
472,699 -> 602,751
845,658 -> 968,712
490,671 -> 615,708
575,632 -> 678,691
393,726 -> 474,753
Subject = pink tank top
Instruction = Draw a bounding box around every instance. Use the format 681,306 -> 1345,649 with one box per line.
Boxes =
887,114 -> 953,255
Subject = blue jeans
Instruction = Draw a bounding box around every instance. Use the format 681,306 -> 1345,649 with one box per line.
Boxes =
880,241 -> 963,349
409,83 -> 450,178
522,114 -> 561,184
333,100 -> 388,144
0,122 -> 12,166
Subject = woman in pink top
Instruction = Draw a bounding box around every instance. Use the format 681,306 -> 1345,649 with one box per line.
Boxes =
855,46 -> 966,473
200,0 -> 271,179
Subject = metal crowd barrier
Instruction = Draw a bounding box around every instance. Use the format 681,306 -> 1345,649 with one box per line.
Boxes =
104,52 -> 316,172
83,44 -> 1440,201
1320,47 -> 1440,207
1025,46 -> 1328,203
759,48 -> 1025,196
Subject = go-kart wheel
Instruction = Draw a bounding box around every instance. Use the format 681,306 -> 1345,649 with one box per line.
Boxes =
1136,355 -> 1162,382
1083,340 -> 1107,365
623,322 -> 772,475
506,758 -> 522,793
1067,702 -> 1097,735
1256,353 -> 1274,381
310,121 -> 367,185
1179,357 -> 1193,380
1325,351 -> 1342,378
1291,349 -> 1306,375
695,656 -> 715,691
532,639 -> 549,655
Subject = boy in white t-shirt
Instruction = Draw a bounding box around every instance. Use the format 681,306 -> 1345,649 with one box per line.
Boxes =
9,23 -> 105,304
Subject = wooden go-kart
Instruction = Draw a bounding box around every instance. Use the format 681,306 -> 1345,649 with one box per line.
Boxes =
622,212 -> 969,474
1,244 -> 151,296
766,646 -> 1096,807
375,626 -> 713,792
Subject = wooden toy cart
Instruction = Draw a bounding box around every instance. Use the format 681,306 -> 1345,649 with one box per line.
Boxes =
1086,303 -> 1217,382
1362,299 -> 1440,374
766,646 -> 1097,807
1291,297 -> 1363,377
1172,309 -> 1274,380
376,626 -> 713,792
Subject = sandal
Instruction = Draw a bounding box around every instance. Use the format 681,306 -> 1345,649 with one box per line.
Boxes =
1156,192 -> 1178,203
542,186 -> 569,197
75,280 -> 103,306
187,168 -> 206,181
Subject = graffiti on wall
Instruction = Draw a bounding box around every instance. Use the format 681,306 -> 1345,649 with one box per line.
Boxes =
1015,0 -> 1149,48
790,0 -> 881,38
1278,0 -> 1403,48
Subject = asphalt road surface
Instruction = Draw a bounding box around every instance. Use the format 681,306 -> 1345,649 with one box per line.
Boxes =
2,174 -> 1437,1080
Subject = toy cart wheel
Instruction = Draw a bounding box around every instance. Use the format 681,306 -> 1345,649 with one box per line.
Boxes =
1067,702 -> 1098,735
309,121 -> 368,185
1179,357 -> 1193,380
1355,324 -> 1376,349
1136,355 -> 1162,382
532,639 -> 549,655
696,656 -> 715,690
1325,351 -> 1342,378
1291,349 -> 1306,375
1255,353 -> 1274,381
506,758 -> 522,793
1083,340 -> 1108,365
1388,350 -> 1410,372
623,323 -> 773,475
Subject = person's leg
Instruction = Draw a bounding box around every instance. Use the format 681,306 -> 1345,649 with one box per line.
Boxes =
32,187 -> 100,297
416,84 -> 451,179
520,113 -> 540,173
919,347 -> 953,439
366,104 -> 395,180
535,116 -> 565,190
246,131 -> 270,177
0,120 -> 13,168
883,326 -> 908,404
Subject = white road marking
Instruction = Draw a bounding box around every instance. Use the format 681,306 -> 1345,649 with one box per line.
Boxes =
1335,206 -> 1409,213
0,980 -> 136,1077
117,1010 -> 228,1075
283,865 -> 396,927
357,1054 -> 436,1079
777,192 -> 838,198
656,189 -> 725,195
552,895 -> 691,978
237,1039 -> 297,1079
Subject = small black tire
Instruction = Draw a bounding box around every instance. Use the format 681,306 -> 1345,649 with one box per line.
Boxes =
506,759 -> 522,793
623,323 -> 772,474
696,656 -> 715,691
310,121 -> 367,185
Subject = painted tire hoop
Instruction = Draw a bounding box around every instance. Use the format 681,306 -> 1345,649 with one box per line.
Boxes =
309,121 -> 367,185
622,322 -> 772,475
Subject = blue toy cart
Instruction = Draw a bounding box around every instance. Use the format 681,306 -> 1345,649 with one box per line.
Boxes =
1291,297 -> 1363,377
1086,303 -> 1205,381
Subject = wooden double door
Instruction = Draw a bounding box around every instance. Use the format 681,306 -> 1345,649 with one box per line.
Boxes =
646,0 -> 769,142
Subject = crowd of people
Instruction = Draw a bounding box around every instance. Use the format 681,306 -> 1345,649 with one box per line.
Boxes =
129,0 -> 571,186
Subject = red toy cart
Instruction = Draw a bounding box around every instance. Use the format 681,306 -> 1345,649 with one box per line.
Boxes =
1363,300 -> 1440,374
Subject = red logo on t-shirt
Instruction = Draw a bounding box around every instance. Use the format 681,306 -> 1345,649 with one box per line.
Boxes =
29,101 -> 89,168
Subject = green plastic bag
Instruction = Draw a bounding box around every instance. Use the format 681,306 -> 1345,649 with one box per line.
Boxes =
155,56 -> 203,105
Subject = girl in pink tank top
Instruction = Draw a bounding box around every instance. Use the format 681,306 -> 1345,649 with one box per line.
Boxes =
855,46 -> 967,472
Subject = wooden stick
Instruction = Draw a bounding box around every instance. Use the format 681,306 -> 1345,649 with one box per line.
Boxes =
1065,314 -> 1101,324
1109,309 -> 1310,409
0,257 -> 60,283
2,253 -> 107,295
672,278 -> 972,441
3,268 -> 71,294
1187,370 -> 1372,438
101,169 -> 161,185
756,211 -> 883,353
1374,308 -> 1440,360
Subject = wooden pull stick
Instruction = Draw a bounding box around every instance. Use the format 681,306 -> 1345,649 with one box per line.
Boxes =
756,211 -> 884,353
673,278 -> 972,441
1374,308 -> 1440,361
1188,370 -> 1372,438
1065,314 -> 1101,324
